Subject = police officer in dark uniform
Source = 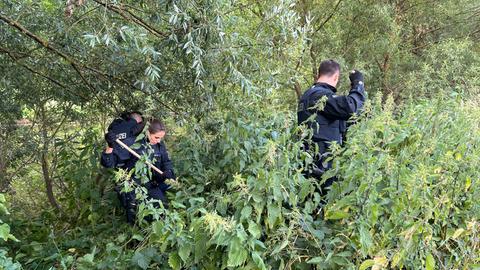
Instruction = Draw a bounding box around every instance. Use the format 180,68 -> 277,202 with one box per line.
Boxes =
298,60 -> 365,195
101,117 -> 175,224
102,111 -> 144,169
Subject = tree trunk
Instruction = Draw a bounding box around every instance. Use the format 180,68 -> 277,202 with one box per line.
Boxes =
40,107 -> 62,212
41,151 -> 61,211
293,80 -> 302,100
0,136 -> 7,192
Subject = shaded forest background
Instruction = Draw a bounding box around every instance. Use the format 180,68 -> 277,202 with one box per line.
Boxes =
0,0 -> 479,269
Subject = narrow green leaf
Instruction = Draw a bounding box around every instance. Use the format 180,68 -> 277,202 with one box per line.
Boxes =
307,257 -> 323,264
325,209 -> 350,220
252,252 -> 267,270
452,228 -> 465,239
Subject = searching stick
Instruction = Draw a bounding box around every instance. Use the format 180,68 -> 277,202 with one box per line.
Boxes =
115,139 -> 164,175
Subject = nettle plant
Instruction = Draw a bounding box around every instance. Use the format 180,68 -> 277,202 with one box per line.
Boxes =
124,106 -> 337,269
111,93 -> 479,270
324,93 -> 480,269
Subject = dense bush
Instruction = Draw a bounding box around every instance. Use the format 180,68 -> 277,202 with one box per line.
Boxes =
1,0 -> 480,269
325,94 -> 480,269
3,91 -> 480,269
10,93 -> 476,269
142,94 -> 480,269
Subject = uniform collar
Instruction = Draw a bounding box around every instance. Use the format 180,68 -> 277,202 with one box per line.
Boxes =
313,82 -> 337,93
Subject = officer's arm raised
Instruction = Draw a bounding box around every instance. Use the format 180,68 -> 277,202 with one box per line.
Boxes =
322,70 -> 366,120
322,87 -> 365,120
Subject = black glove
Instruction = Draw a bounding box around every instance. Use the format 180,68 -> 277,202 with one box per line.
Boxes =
349,70 -> 364,87
104,132 -> 116,148
152,169 -> 164,183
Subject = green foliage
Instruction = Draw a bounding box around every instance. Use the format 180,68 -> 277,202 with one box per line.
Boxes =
0,195 -> 18,243
403,39 -> 480,98
324,94 -> 480,268
0,194 -> 21,270
28,93 -> 475,269
0,0 -> 480,269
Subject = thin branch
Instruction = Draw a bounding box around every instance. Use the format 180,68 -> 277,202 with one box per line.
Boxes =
0,46 -> 91,102
313,0 -> 343,34
0,13 -> 128,86
66,6 -> 102,31
93,0 -> 168,38
1,13 -> 180,115
0,14 -> 76,65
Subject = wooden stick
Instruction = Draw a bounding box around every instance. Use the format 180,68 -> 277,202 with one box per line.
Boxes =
115,139 -> 164,175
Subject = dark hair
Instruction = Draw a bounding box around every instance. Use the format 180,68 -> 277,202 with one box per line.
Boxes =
148,119 -> 166,134
318,59 -> 340,77
130,111 -> 143,117
119,111 -> 143,121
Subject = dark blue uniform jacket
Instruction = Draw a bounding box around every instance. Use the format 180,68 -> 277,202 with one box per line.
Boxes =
101,139 -> 176,184
297,82 -> 365,147
104,118 -> 141,167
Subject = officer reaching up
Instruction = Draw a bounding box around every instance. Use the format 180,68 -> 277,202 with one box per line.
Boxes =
297,59 -> 366,195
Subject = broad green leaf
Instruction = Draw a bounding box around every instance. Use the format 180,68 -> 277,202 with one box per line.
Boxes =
240,205 -> 252,221
248,220 -> 261,239
0,204 -> 8,215
194,230 -> 209,263
0,224 -> 11,241
425,253 -> 435,270
132,234 -> 144,241
178,243 -> 191,263
116,234 -> 127,243
267,203 -> 281,228
359,259 -> 375,270
168,252 -> 181,270
152,221 -> 164,235
132,251 -> 149,270
227,237 -> 248,267
359,225 -> 373,254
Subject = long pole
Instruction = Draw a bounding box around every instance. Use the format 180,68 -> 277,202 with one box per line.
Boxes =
115,139 -> 164,175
